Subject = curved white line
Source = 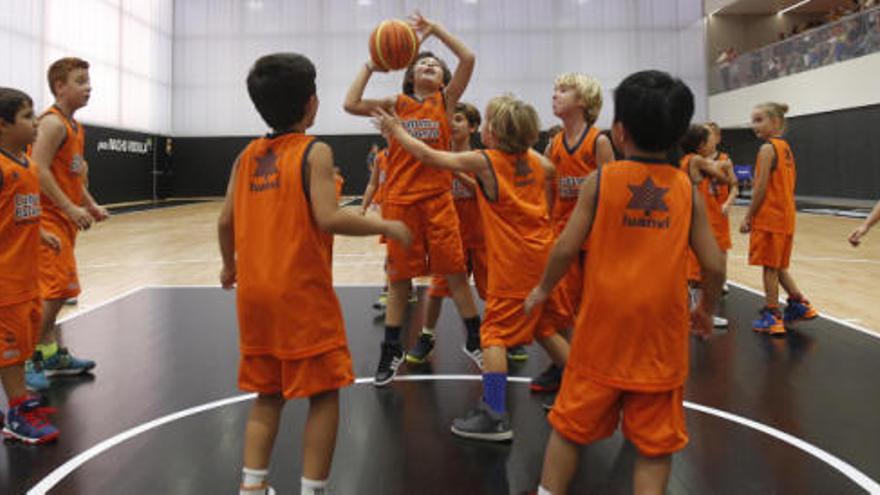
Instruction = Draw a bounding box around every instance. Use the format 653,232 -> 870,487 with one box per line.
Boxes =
27,375 -> 879,494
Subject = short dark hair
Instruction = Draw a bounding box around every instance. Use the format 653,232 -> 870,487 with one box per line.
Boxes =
0,87 -> 33,124
402,52 -> 452,96
613,70 -> 694,152
454,102 -> 481,128
679,124 -> 709,155
247,53 -> 316,131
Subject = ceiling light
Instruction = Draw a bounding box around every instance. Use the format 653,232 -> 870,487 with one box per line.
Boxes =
778,0 -> 812,16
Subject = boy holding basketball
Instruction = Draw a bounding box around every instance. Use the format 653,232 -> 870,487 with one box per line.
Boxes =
528,70 -> 725,495
26,57 -> 106,391
219,53 -> 410,495
375,95 -> 571,441
344,13 -> 482,386
0,87 -> 62,444
530,73 -> 615,394
740,102 -> 818,336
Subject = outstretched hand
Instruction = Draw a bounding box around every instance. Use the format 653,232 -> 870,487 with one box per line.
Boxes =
408,12 -> 436,42
371,107 -> 402,139
524,286 -> 548,315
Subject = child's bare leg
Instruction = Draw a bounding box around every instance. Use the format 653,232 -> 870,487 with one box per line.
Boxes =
0,364 -> 28,401
302,390 -> 340,481
539,430 -> 581,494
424,295 -> 444,330
39,298 -> 66,345
242,393 -> 285,470
483,345 -> 507,374
384,279 -> 411,329
762,267 -> 780,307
537,333 -> 570,368
633,454 -> 671,495
778,269 -> 804,299
445,272 -> 479,319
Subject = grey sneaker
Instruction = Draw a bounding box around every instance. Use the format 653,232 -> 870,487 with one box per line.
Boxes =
450,402 -> 512,442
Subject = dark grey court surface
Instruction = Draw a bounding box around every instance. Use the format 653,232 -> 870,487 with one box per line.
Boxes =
3,285 -> 879,494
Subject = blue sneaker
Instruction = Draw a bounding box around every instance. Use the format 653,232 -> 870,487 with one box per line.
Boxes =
43,347 -> 96,377
783,298 -> 818,324
25,354 -> 50,391
3,397 -> 59,444
753,308 -> 785,336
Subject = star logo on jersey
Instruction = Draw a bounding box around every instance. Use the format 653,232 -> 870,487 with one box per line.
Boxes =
250,149 -> 280,192
626,177 -> 668,216
254,149 -> 279,178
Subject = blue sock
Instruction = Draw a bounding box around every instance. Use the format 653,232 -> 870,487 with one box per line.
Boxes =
482,373 -> 507,413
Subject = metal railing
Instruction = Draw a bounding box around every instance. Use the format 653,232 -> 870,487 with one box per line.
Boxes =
709,6 -> 880,94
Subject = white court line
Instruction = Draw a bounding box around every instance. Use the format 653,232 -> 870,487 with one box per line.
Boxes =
57,287 -> 146,325
727,281 -> 880,340
26,374 -> 880,494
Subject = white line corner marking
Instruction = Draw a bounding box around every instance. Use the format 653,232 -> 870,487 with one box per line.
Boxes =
27,375 -> 880,494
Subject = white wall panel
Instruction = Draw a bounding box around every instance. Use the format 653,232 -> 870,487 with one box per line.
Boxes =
168,0 -> 705,136
0,0 -> 173,134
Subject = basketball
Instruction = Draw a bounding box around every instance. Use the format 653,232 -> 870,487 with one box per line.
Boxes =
369,19 -> 419,71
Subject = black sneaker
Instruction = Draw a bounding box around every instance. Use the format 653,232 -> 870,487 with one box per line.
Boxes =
374,342 -> 404,387
530,364 -> 562,393
451,402 -> 513,442
506,345 -> 528,362
406,333 -> 435,364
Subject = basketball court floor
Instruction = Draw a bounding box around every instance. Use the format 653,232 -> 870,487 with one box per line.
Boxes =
3,201 -> 880,494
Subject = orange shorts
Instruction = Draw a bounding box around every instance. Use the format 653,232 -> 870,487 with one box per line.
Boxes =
0,298 -> 41,367
557,251 -> 585,327
39,218 -> 80,300
481,292 -> 569,348
549,368 -> 688,457
383,193 -> 466,282
239,347 -> 354,400
749,229 -> 793,269
428,247 -> 487,300
712,219 -> 732,252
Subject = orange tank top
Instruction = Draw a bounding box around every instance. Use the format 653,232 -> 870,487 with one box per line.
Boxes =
476,149 -> 553,298
36,106 -> 85,226
451,174 -> 484,248
753,138 -> 796,234
548,126 -> 600,231
574,159 -> 693,391
386,92 -> 452,204
0,150 -> 42,306
334,173 -> 344,200
233,132 -> 346,360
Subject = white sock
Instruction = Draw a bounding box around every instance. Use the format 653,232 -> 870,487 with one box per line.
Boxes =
301,477 -> 328,495
240,467 -> 269,494
422,327 -> 435,337
538,486 -> 553,495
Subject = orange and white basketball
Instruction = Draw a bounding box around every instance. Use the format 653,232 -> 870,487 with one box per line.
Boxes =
369,19 -> 420,71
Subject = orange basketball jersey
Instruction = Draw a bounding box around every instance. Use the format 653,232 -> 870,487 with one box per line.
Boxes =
475,149 -> 554,298
680,154 -> 725,238
385,92 -> 452,204
0,150 -> 42,306
753,138 -> 796,234
451,174 -> 484,248
574,160 -> 694,391
710,151 -> 731,205
548,126 -> 601,230
334,173 -> 344,200
35,106 -> 85,226
233,132 -> 346,360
